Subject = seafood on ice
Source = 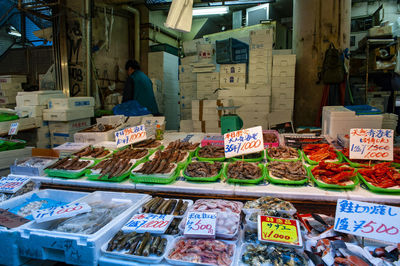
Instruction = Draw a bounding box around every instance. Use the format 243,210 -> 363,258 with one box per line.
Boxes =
243,196 -> 296,214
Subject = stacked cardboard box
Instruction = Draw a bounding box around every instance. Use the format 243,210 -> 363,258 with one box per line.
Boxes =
179,55 -> 197,120
0,75 -> 26,108
191,100 -> 227,133
197,72 -> 219,100
271,54 -> 296,116
248,29 -> 273,85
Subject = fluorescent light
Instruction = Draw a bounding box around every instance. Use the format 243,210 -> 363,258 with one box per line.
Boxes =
193,6 -> 229,16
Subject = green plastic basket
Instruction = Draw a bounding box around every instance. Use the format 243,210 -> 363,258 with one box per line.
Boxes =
195,147 -> 226,162
357,173 -> 400,194
130,161 -> 179,184
224,162 -> 265,184
391,162 -> 400,169
78,148 -> 115,161
0,138 -> 27,150
308,165 -> 359,190
266,149 -> 302,162
303,150 -> 342,165
0,113 -> 19,122
87,170 -> 131,182
44,160 -> 95,179
182,161 -> 223,182
266,163 -> 309,185
231,150 -> 265,162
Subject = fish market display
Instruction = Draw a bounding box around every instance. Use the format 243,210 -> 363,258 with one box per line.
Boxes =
198,145 -> 225,158
244,197 -> 296,214
184,161 -> 222,177
166,139 -> 200,150
303,143 -> 338,162
267,146 -> 298,159
268,161 -> 307,181
134,151 -> 176,175
191,199 -> 243,214
113,148 -> 148,160
91,158 -> 133,178
0,180 -> 35,202
152,148 -> 188,163
165,218 -> 181,235
46,157 -> 90,171
74,146 -> 110,158
263,132 -> 278,143
311,162 -> 355,186
107,231 -> 167,257
141,197 -> 188,215
242,244 -> 307,266
227,161 -> 262,180
132,139 -> 161,149
168,238 -> 235,266
50,201 -> 129,234
358,162 -> 400,188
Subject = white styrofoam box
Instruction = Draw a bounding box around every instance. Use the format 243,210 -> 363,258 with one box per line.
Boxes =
96,115 -> 125,127
0,82 -> 22,92
43,107 -> 94,121
220,64 -> 247,74
36,127 -> 50,140
248,74 -> 270,85
16,91 -> 65,106
218,86 -> 271,98
272,49 -> 292,55
197,81 -> 219,90
0,147 -> 32,170
272,54 -> 296,67
180,82 -> 197,92
272,76 -> 295,88
238,103 -> 270,113
0,75 -> 27,83
0,89 -> 19,97
197,92 -> 218,100
220,96 -> 269,106
93,141 -> 118,150
0,96 -> 16,104
181,55 -> 198,65
48,97 -> 95,110
49,118 -> 91,133
0,189 -> 89,266
179,65 -> 196,82
18,191 -> 151,266
249,53 -> 272,65
74,130 -> 115,144
250,28 -> 274,42
243,119 -> 269,129
35,118 -> 48,128
180,120 -> 193,132
272,87 -> 295,99
51,131 -> 76,146
0,117 -> 37,134
197,72 -> 219,83
15,105 -> 46,118
53,142 -> 90,157
271,98 -> 295,110
272,66 -> 295,77
220,73 -> 246,87
192,99 -> 228,109
237,111 -> 268,122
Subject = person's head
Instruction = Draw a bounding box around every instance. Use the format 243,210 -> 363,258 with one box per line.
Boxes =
125,60 -> 140,76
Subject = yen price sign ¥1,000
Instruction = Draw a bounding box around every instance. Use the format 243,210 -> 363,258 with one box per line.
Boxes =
349,128 -> 393,161
122,213 -> 174,234
224,126 -> 264,158
115,124 -> 147,148
258,215 -> 303,247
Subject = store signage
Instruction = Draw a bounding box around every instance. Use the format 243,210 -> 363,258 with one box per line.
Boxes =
122,213 -> 174,234
258,215 -> 302,247
8,122 -> 19,135
33,202 -> 91,223
184,212 -> 217,237
224,126 -> 264,158
115,124 -> 147,148
0,208 -> 30,228
349,128 -> 393,161
335,199 -> 400,243
0,176 -> 30,193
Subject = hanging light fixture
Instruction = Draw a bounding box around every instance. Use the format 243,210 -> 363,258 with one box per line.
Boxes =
192,6 -> 229,16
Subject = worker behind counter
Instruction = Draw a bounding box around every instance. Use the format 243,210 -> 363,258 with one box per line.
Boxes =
122,60 -> 159,115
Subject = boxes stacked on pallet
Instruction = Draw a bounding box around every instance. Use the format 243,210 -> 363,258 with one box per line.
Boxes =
0,75 -> 26,108
179,55 -> 197,120
43,97 -> 94,147
271,54 -> 296,117
191,100 -> 227,133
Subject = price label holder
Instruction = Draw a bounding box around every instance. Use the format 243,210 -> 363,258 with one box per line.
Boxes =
349,128 -> 394,161
8,122 -> 19,139
33,202 -> 92,223
115,124 -> 147,148
258,215 -> 303,247
122,213 -> 174,234
184,212 -> 217,238
0,176 -> 31,193
224,126 -> 264,158
0,208 -> 30,229
334,199 -> 400,244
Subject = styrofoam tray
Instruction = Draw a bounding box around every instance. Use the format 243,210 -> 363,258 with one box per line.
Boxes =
131,163 -> 178,178
141,198 -> 193,218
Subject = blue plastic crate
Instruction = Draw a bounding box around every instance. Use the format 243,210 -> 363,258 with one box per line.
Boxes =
345,105 -> 382,115
216,38 -> 249,64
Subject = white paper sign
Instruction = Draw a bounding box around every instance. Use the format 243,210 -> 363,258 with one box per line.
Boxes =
115,124 -> 147,148
33,202 -> 91,223
122,213 -> 174,234
184,212 -> 217,237
349,128 -> 393,161
0,176 -> 30,193
224,126 -> 264,158
335,199 -> 400,244
8,122 -> 19,135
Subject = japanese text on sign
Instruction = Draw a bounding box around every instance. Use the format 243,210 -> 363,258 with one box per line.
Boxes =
0,208 -> 30,228
334,199 -> 400,243
258,215 -> 303,247
115,124 -> 147,148
33,202 -> 91,223
0,176 -> 30,193
122,213 -> 174,234
224,126 -> 264,158
184,212 -> 217,237
349,128 -> 393,161
8,122 -> 19,135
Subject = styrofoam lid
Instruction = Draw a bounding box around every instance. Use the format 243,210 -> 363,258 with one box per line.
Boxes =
17,90 -> 64,95
323,106 -> 355,117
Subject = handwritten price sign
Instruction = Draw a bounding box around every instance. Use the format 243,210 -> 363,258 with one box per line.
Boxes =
122,213 -> 174,234
8,122 -> 19,135
0,176 -> 31,193
349,128 -> 393,161
33,202 -> 91,223
224,126 -> 264,158
335,199 -> 400,244
184,212 -> 217,238
258,215 -> 302,247
115,124 -> 147,148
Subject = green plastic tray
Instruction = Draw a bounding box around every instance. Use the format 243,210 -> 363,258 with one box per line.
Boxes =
303,150 -> 342,165
87,170 -> 131,182
266,163 -> 309,185
78,148 -> 115,161
0,138 -> 27,150
182,161 -> 223,182
308,165 -> 358,190
266,149 -> 302,162
391,162 -> 400,169
231,150 -> 265,162
224,162 -> 265,184
357,173 -> 400,194
45,168 -> 88,179
0,113 -> 19,122
195,147 -> 226,162
130,170 -> 179,184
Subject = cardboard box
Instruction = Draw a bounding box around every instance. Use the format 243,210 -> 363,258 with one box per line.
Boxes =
0,96 -> 16,104
238,103 -> 270,113
272,49 -> 292,55
16,91 -> 65,106
48,118 -> 91,132
179,65 -> 196,82
272,87 -> 295,99
48,97 -> 95,110
43,107 -> 94,121
197,92 -> 218,100
271,98 -> 294,110
180,108 -> 191,120
248,74 -> 271,84
181,55 -> 198,65
220,64 -> 247,74
220,73 -> 246,87
273,54 -> 296,67
179,120 -> 193,132
221,96 -> 270,106
272,66 -> 295,77
250,29 -> 274,45
0,75 -> 27,83
197,72 -> 219,83
0,83 -> 22,91
272,76 -> 295,88
249,48 -> 272,58
0,89 -> 19,97
180,82 -> 197,92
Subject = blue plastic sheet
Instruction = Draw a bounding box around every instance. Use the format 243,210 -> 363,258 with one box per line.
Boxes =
112,100 -> 151,116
